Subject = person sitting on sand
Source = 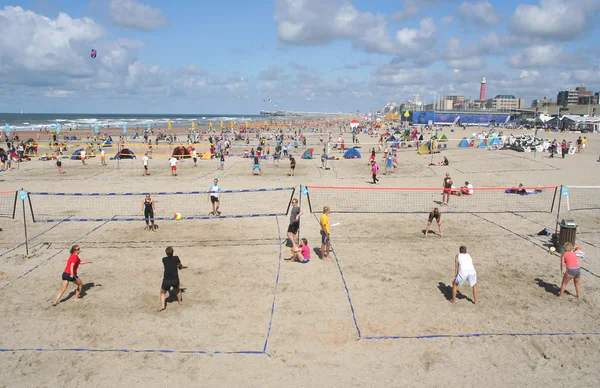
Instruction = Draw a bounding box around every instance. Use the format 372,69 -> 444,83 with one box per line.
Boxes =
436,156 -> 449,166
460,181 -> 474,196
288,238 -> 310,263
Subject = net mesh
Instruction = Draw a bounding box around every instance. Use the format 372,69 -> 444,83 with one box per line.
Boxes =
306,186 -> 558,214
0,191 -> 17,218
563,186 -> 600,211
28,188 -> 295,222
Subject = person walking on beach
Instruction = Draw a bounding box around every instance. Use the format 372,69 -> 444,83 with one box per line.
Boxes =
287,198 -> 303,248
452,245 -> 478,304
425,207 -> 442,237
100,149 -> 106,165
561,140 -> 568,159
192,148 -> 198,167
371,160 -> 379,184
320,206 -> 331,261
169,155 -> 178,176
142,152 -> 150,176
209,178 -> 222,216
289,155 -> 296,176
159,246 -> 187,312
80,148 -> 86,165
142,194 -> 156,231
442,173 -> 453,205
53,245 -> 93,306
559,242 -> 581,299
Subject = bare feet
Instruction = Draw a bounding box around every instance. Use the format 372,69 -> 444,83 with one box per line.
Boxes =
158,307 -> 165,312
74,298 -> 80,302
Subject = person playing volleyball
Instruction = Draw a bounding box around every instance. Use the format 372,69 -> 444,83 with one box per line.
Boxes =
142,194 -> 156,231
442,173 -> 452,205
209,178 -> 222,216
159,246 -> 187,312
53,245 -> 93,306
559,242 -> 581,299
425,207 -> 442,237
452,245 -> 478,304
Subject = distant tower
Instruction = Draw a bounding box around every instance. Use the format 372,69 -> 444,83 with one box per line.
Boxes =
479,77 -> 486,101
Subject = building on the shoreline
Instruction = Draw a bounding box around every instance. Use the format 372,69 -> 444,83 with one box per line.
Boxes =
486,95 -> 525,110
557,87 -> 598,106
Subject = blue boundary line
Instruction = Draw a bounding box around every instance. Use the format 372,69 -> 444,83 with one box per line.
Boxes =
312,214 -> 361,339
262,216 -> 282,355
364,331 -> 600,340
0,216 -> 280,356
0,219 -> 68,258
0,347 -> 264,355
33,213 -> 285,223
350,213 -> 600,342
0,218 -> 113,291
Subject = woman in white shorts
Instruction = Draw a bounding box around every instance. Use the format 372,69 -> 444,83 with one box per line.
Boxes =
452,245 -> 478,304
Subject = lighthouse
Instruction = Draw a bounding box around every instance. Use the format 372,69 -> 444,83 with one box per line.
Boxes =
479,77 -> 486,101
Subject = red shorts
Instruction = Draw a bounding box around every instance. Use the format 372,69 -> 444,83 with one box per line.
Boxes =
171,166 -> 177,171
443,188 -> 451,194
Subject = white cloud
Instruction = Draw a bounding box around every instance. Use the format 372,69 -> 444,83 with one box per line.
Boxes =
441,15 -> 453,24
395,18 -> 436,51
109,0 -> 170,31
458,1 -> 499,26
508,44 -> 563,68
447,57 -> 486,71
392,0 -> 439,22
510,0 -> 599,41
44,89 -> 75,98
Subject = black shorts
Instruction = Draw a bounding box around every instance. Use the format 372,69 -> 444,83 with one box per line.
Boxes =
210,196 -> 219,203
62,272 -> 78,282
287,223 -> 299,234
144,165 -> 148,170
193,157 -> 197,162
161,279 -> 180,291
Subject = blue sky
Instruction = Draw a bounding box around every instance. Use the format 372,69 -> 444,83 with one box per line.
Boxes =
0,0 -> 599,113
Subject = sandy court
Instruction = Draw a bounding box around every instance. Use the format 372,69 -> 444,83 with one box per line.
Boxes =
1,128 -> 600,387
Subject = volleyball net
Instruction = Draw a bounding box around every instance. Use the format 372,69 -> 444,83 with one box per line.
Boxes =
0,191 -> 17,219
28,187 -> 295,222
305,185 -> 558,214
560,186 -> 600,211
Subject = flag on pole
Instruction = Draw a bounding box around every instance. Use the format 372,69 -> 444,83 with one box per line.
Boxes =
245,121 -> 248,129
56,123 -> 61,134
168,120 -> 172,130
263,120 -> 267,127
191,121 -> 196,130
94,123 -> 99,134
230,121 -> 234,129
5,123 -> 10,136
209,121 -> 213,129
147,122 -> 151,131
220,120 -> 224,129
122,122 -> 127,134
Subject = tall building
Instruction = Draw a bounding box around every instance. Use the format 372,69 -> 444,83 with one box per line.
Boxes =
557,90 -> 579,106
479,77 -> 486,101
486,95 -> 523,110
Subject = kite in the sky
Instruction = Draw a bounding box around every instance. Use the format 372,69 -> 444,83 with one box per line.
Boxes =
91,49 -> 97,58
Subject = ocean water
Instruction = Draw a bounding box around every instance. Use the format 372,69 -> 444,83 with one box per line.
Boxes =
0,113 -> 264,131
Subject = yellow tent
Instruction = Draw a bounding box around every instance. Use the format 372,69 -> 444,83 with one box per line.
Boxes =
417,141 -> 432,155
201,151 -> 212,160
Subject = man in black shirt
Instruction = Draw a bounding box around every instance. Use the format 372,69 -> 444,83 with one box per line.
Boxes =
442,173 -> 453,205
287,198 -> 303,248
159,246 -> 186,312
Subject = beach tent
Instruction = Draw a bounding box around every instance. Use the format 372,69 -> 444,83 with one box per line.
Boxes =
458,138 -> 470,147
343,148 -> 361,159
201,151 -> 211,160
439,134 -> 448,141
130,132 -> 138,139
477,139 -> 487,148
302,148 -> 314,159
386,135 -> 397,142
489,137 -> 501,146
102,140 -> 113,147
350,120 -> 359,129
394,130 -> 402,134
172,146 -> 191,159
112,148 -> 136,159
70,149 -> 82,160
418,141 -> 432,155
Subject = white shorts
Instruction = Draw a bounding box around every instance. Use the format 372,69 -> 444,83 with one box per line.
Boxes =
455,271 -> 477,287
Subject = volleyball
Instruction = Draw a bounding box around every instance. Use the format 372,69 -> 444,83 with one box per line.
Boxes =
549,246 -> 556,253
174,213 -> 182,220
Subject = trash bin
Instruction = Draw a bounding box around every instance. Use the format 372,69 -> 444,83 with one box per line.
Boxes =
559,219 -> 577,248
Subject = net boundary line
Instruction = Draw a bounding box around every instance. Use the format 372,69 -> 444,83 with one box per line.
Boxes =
29,187 -> 295,196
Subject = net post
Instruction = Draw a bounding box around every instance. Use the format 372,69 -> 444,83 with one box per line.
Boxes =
306,186 -> 312,214
12,190 -> 17,219
285,187 -> 296,216
27,191 -> 36,223
550,186 -> 558,213
555,185 -> 563,236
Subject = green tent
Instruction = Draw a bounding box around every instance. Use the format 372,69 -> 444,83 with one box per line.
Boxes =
439,134 -> 448,142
